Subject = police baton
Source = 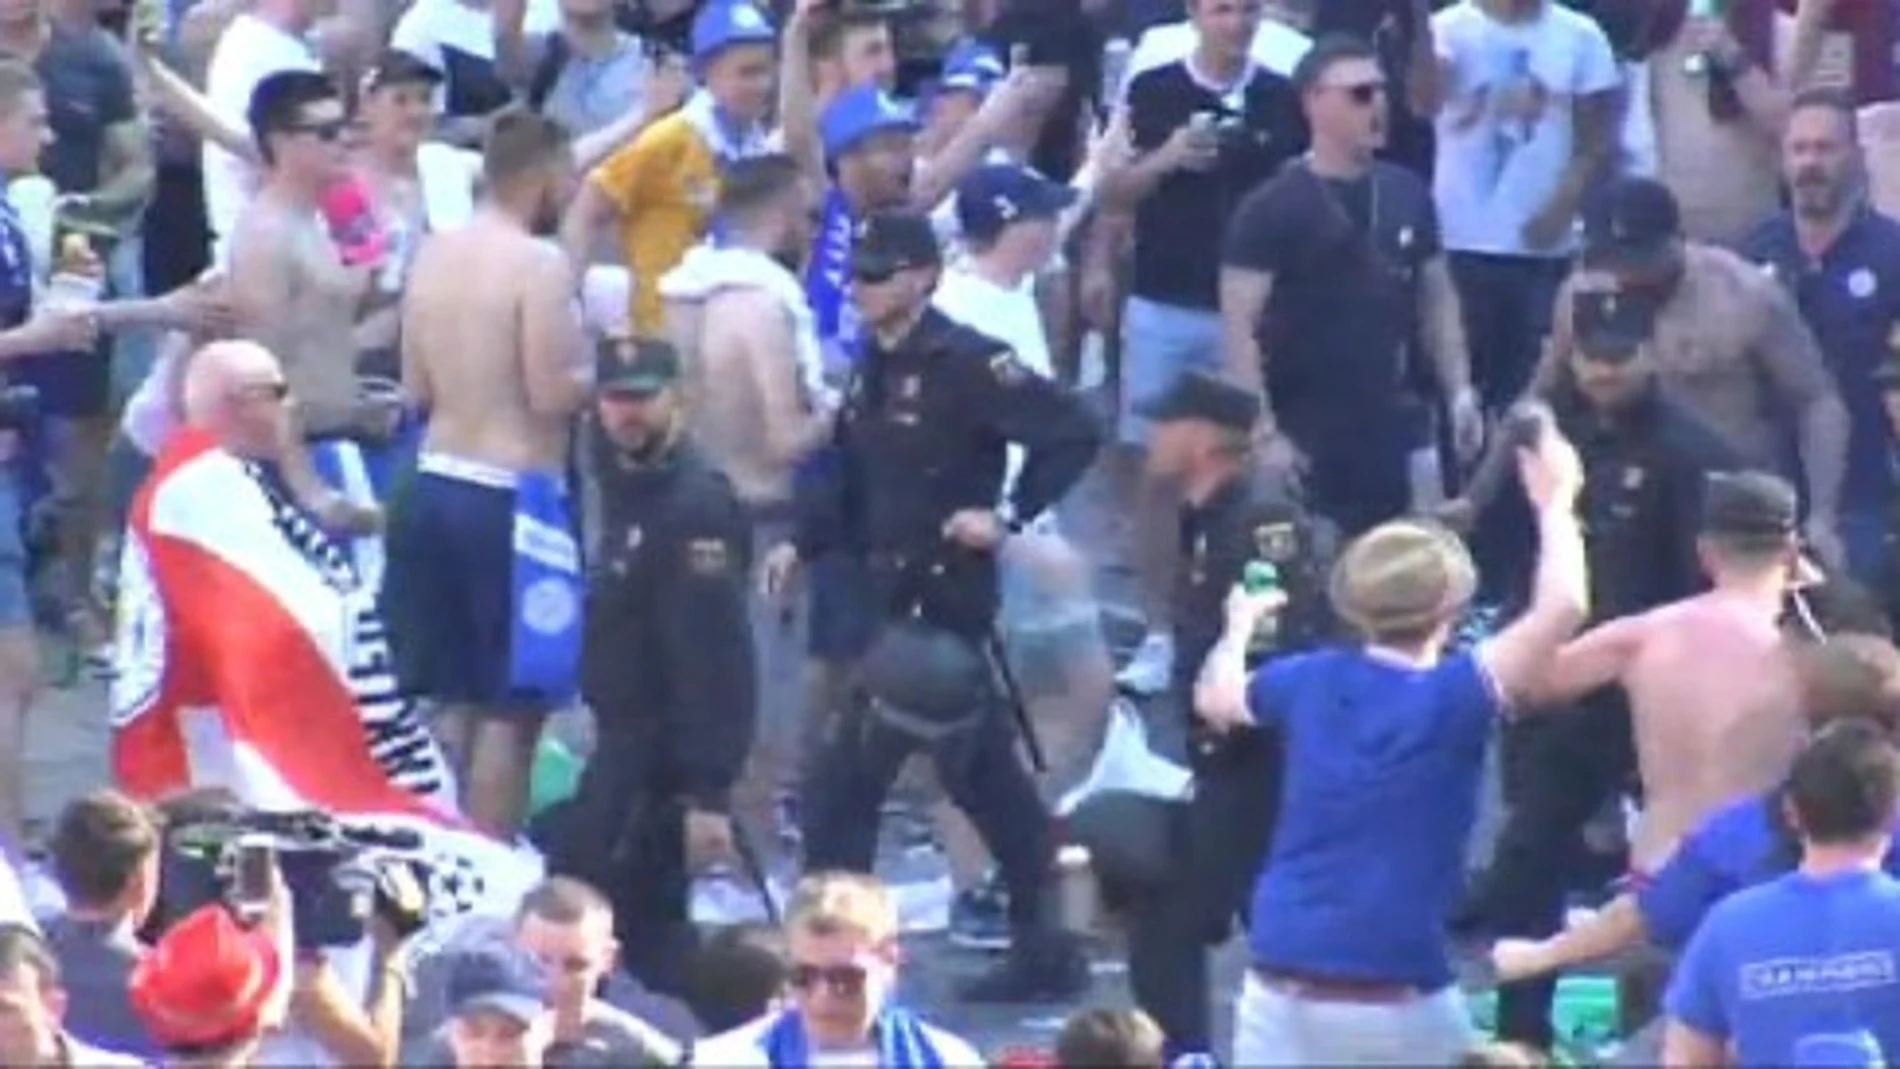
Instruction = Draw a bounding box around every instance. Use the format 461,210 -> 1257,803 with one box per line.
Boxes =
985,629 -> 1048,774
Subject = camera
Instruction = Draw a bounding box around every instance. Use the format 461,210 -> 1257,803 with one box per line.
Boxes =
0,384 -> 39,432
154,808 -> 430,951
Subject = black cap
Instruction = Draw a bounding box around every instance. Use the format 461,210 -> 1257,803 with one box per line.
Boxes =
1571,287 -> 1657,362
597,337 -> 680,396
1582,176 -> 1682,274
1134,369 -> 1261,431
848,211 -> 942,281
361,49 -> 445,95
1701,471 -> 1799,545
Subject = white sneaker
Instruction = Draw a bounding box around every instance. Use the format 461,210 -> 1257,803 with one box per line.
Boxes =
1114,632 -> 1174,696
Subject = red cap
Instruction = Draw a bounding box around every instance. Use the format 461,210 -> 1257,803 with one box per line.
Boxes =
130,904 -> 281,1049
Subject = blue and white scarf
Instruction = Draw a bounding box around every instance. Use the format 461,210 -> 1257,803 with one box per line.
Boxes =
760,1006 -> 947,1069
679,91 -> 771,166
804,185 -> 859,388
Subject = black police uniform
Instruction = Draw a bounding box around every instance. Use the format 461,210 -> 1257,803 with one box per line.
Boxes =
796,213 -> 1101,998
1124,437 -> 1330,1054
543,344 -> 757,1002
1484,292 -> 1741,1049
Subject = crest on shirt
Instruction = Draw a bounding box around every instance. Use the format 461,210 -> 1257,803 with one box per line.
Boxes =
899,375 -> 921,400
625,526 -> 644,552
1622,466 -> 1645,491
687,538 -> 731,575
1849,268 -> 1879,300
1253,522 -> 1297,563
988,349 -> 1029,385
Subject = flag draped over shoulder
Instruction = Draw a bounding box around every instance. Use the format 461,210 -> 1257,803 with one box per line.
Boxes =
110,429 -> 541,925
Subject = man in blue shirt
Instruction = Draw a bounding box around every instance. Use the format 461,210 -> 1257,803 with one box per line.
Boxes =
1196,406 -> 1590,1066
1741,87 -> 1900,590
1665,718 -> 1900,1067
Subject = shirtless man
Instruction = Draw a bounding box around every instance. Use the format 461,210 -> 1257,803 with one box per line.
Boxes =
226,70 -> 393,565
387,109 -> 591,840
1523,471 -> 1814,874
659,152 -> 829,855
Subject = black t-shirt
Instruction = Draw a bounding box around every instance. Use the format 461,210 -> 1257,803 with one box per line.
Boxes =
1222,158 -> 1439,423
1306,0 -> 1434,177
37,26 -> 137,193
1125,60 -> 1304,310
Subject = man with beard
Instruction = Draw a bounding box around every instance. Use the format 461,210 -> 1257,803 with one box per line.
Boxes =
1741,89 -> 1900,592
656,153 -> 831,865
548,338 -> 756,1000
386,109 -> 593,841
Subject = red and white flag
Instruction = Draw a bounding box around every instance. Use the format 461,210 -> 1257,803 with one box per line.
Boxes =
110,428 -> 541,924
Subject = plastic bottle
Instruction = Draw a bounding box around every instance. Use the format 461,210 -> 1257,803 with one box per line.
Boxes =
1102,37 -> 1132,110
1242,560 -> 1283,654
1683,0 -> 1724,76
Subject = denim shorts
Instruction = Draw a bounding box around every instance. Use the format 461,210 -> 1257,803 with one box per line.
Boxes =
1118,296 -> 1222,446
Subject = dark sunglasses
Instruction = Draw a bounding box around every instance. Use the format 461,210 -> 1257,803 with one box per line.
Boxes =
290,119 -> 349,142
1328,81 -> 1387,106
788,962 -> 868,997
849,264 -> 899,285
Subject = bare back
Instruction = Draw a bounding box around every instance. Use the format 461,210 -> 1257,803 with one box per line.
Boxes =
684,287 -> 804,506
1623,594 -> 1803,869
228,195 -> 365,435
404,218 -> 585,472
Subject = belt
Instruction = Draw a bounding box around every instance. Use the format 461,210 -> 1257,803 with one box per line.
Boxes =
1252,967 -> 1422,1005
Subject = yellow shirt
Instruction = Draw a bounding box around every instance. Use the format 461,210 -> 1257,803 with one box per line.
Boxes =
591,111 -> 720,336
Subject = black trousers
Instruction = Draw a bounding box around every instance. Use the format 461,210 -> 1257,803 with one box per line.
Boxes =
802,700 -> 1055,934
1126,726 -> 1283,1054
1486,687 -> 1637,1048
538,719 -> 698,1002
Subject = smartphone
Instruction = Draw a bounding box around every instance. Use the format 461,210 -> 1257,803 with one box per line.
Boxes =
231,836 -> 274,923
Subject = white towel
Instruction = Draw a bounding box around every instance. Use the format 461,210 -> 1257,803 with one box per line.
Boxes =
659,245 -> 834,409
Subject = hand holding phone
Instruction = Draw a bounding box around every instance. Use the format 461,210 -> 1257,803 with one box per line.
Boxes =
230,835 -> 276,926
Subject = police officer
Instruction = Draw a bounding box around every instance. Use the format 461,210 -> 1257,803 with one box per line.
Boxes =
1116,369 -> 1328,1060
545,338 -> 757,1001
1483,287 -> 1741,1051
763,210 -> 1101,1001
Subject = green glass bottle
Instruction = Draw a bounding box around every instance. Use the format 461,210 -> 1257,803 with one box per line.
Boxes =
1242,560 -> 1282,653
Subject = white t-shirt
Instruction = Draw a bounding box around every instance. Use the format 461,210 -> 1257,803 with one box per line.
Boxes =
1119,16 -> 1311,103
933,262 -> 1055,527
202,13 -> 319,258
1430,1 -> 1620,257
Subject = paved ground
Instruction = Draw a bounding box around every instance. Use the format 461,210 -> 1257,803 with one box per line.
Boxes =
18,443 -> 1517,1060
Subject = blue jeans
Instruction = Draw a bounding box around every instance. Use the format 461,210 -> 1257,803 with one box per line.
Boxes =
0,467 -> 28,629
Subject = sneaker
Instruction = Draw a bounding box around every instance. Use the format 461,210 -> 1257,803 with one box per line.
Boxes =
1114,632 -> 1174,697
956,931 -> 1088,1003
947,881 -> 1011,952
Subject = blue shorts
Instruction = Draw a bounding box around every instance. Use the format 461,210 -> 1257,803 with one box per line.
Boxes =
0,470 -> 26,629
381,457 -> 556,712
1118,296 -> 1222,446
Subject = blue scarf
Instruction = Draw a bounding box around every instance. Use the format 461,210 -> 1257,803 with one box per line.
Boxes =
760,1005 -> 947,1069
803,186 -> 858,386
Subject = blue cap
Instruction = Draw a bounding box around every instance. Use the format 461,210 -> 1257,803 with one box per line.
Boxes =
690,0 -> 775,63
954,163 -> 1077,241
1794,1032 -> 1886,1067
820,84 -> 919,161
938,38 -> 1005,96
445,941 -> 548,1025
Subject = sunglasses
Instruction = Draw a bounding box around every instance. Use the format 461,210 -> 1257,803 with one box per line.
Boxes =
290,119 -> 349,142
1327,81 -> 1387,106
788,962 -> 868,997
849,264 -> 899,285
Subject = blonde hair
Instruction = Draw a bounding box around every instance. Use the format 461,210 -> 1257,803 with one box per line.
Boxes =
785,871 -> 899,944
1329,519 -> 1476,645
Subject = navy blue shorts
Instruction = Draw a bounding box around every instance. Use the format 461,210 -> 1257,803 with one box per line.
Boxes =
382,464 -> 549,711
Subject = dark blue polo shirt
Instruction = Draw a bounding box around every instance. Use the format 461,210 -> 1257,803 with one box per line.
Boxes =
1741,207 -> 1900,516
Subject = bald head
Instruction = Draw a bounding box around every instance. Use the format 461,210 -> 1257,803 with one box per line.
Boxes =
182,341 -> 281,426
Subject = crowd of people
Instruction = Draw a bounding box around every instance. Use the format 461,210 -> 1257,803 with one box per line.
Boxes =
0,0 -> 1889,1064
